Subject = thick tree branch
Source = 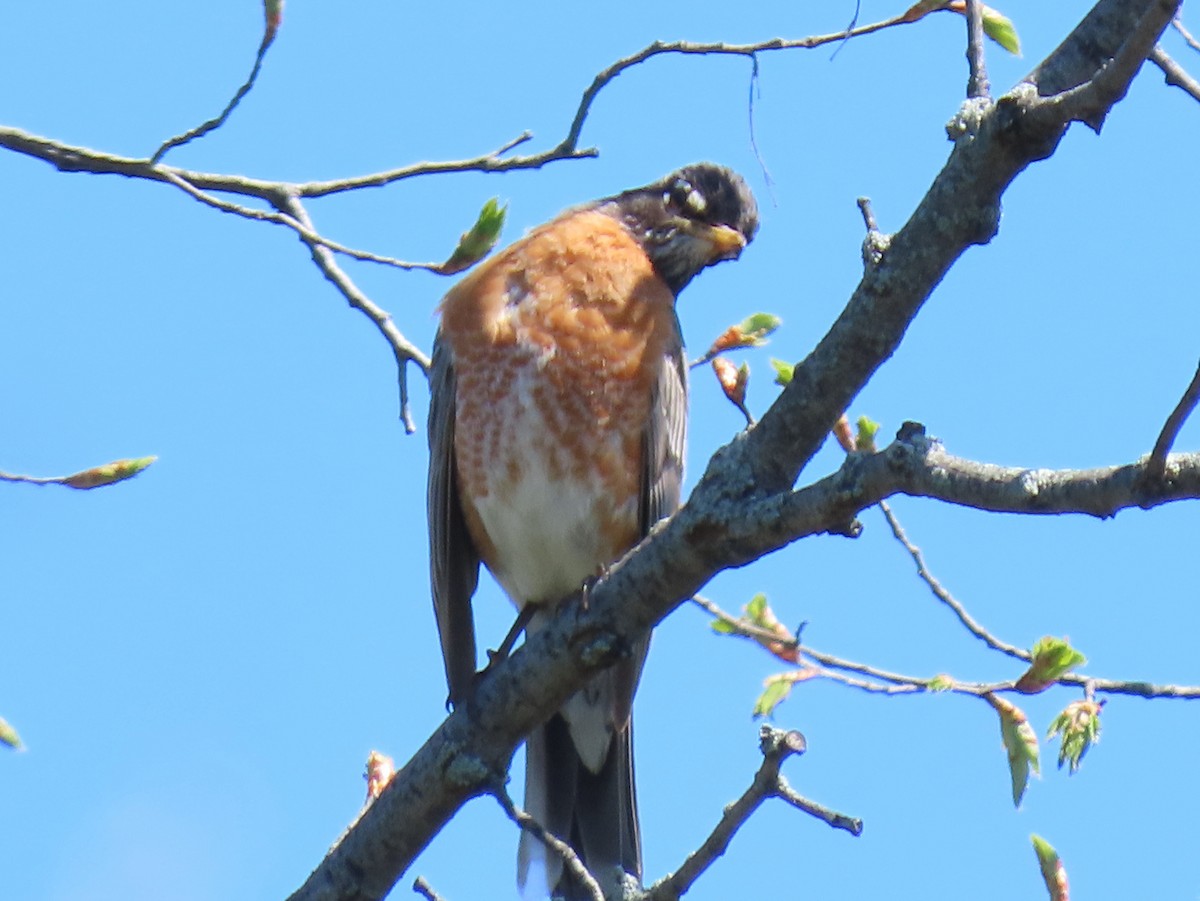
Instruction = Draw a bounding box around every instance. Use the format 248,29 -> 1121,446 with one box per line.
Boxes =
756,433 -> 1200,555
286,3 -> 1189,898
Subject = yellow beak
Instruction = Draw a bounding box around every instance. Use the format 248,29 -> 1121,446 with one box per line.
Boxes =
703,223 -> 747,262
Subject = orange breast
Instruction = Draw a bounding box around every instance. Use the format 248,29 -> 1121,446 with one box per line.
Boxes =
438,210 -> 679,606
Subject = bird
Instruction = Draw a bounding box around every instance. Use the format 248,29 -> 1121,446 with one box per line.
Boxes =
427,162 -> 759,899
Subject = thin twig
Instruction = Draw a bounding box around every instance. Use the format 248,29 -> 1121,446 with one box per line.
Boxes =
691,594 -> 799,651
150,30 -> 276,164
804,646 -> 1011,696
878,500 -> 1031,661
1174,14 -> 1200,52
491,786 -> 603,901
856,196 -> 879,232
276,194 -> 430,431
412,876 -> 446,901
1146,359 -> 1200,481
557,18 -> 913,154
746,55 -> 775,198
1150,45 -> 1200,100
0,470 -> 57,486
161,171 -> 444,271
1060,673 -> 1200,699
856,196 -> 890,270
694,595 -> 1008,696
647,726 -> 859,901
773,775 -> 864,834
964,0 -> 991,98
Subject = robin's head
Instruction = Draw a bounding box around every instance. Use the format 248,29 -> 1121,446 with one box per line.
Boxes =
603,162 -> 759,295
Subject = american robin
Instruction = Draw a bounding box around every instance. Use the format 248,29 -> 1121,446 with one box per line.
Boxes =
427,163 -> 758,898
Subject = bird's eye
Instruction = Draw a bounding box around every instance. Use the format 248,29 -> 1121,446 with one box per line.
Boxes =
667,178 -> 707,217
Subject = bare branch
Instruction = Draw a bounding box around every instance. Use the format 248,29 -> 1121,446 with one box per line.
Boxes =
0,125 -> 589,203
753,434 -> 1200,561
1060,674 -> 1200,699
150,26 -> 277,164
964,0 -> 991,98
161,171 -> 446,271
275,194 -> 429,431
877,500 -> 1030,661
1149,44 -> 1200,98
411,877 -> 446,901
491,787 -> 604,901
1146,359 -> 1200,480
1174,13 -> 1200,51
647,726 -> 858,901
292,136 -> 595,199
1041,0 -> 1182,131
0,470 -> 59,486
556,18 -> 913,157
698,591 -> 1197,702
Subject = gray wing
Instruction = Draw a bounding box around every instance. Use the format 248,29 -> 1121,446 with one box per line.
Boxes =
640,333 -> 688,536
426,333 -> 481,707
613,332 -> 687,714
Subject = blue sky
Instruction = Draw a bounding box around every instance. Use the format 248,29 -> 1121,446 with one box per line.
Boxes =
2,2 -> 1198,900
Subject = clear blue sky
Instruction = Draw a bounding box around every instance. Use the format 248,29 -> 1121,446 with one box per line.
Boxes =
3,2 -> 1198,900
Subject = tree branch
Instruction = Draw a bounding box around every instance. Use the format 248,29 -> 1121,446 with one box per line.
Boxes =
1149,45 -> 1200,100
877,500 -> 1031,661
149,22 -> 277,164
491,788 -> 604,901
411,877 -> 446,901
275,194 -> 430,432
964,0 -> 991,98
646,726 -> 858,901
1146,359 -> 1200,480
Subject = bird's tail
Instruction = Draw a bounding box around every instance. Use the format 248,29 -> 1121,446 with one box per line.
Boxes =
518,705 -> 641,900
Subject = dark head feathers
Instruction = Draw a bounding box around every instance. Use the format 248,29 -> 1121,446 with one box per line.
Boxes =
598,163 -> 759,295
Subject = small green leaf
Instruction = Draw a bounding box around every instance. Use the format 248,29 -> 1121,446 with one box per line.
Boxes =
1031,834 -> 1069,901
736,312 -> 782,346
982,6 -> 1021,55
63,456 -> 157,490
1016,636 -> 1087,693
439,198 -> 507,275
855,416 -> 881,453
1047,699 -> 1102,774
991,694 -> 1039,807
745,593 -> 769,627
770,359 -> 794,387
926,673 -> 954,692
753,676 -> 792,718
0,717 -> 22,750
710,618 -> 737,635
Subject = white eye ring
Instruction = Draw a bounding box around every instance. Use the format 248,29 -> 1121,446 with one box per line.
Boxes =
667,178 -> 707,216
